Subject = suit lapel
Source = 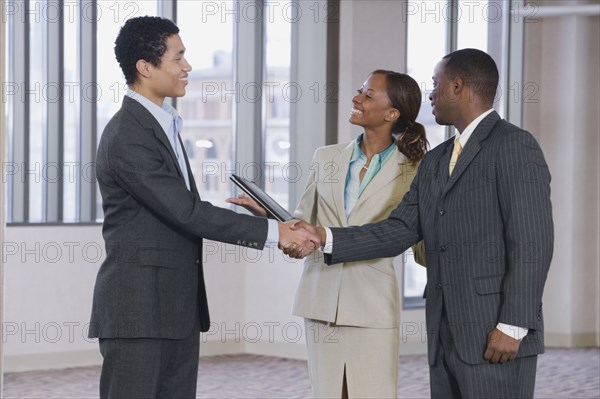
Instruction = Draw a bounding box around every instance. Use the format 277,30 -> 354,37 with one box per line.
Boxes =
331,142 -> 354,227
441,111 -> 501,197
437,138 -> 453,194
353,149 -> 406,208
179,135 -> 199,195
123,97 -> 187,184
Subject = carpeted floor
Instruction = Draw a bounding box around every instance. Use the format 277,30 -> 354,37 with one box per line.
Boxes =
3,348 -> 599,398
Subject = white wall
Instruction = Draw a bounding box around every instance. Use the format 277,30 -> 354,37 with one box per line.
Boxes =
2,224 -> 427,373
3,226 -> 104,371
201,241 -> 307,359
523,6 -> 600,347
337,0 -> 408,144
2,224 -> 310,371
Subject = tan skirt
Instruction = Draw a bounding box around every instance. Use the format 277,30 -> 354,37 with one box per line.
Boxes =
304,319 -> 399,399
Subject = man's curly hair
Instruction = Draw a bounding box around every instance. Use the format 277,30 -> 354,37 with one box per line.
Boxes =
114,16 -> 179,85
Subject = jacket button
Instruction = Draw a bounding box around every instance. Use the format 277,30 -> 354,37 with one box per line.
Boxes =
437,283 -> 443,289
439,210 -> 445,216
195,259 -> 200,264
440,246 -> 446,253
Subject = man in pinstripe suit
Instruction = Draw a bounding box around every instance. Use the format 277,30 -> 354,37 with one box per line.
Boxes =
292,49 -> 554,398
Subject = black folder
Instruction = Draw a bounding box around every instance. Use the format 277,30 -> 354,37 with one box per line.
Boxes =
229,174 -> 294,222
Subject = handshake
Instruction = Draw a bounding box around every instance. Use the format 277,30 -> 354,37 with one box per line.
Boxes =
226,193 -> 325,259
277,220 -> 326,259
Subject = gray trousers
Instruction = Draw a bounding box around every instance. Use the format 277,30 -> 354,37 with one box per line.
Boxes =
99,318 -> 200,399
429,307 -> 537,399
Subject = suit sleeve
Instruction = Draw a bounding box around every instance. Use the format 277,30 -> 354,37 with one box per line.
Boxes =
496,130 -> 554,330
103,124 -> 268,249
325,164 -> 423,264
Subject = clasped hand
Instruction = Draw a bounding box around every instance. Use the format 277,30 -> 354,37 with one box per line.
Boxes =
226,193 -> 323,259
484,328 -> 521,363
277,220 -> 321,259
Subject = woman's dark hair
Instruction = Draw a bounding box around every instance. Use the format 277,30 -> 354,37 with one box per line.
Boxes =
372,70 -> 428,163
114,16 -> 180,85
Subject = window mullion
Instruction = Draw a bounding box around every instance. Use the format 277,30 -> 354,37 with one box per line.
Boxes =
288,0 -> 330,209
46,1 -> 64,222
159,0 -> 176,109
447,0 -> 458,53
234,0 -> 264,186
507,0 -> 525,126
159,0 -> 176,21
10,0 -> 28,222
79,0 -> 96,222
445,0 -> 459,140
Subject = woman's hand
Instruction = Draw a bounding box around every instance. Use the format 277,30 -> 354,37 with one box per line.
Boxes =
225,193 -> 268,217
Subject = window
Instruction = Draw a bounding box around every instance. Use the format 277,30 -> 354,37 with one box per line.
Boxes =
455,0 -> 508,118
96,1 -> 158,218
4,0 -> 309,223
403,0 -> 512,307
4,0 -> 158,223
406,0 -> 448,150
263,0 -> 292,209
177,1 -> 235,205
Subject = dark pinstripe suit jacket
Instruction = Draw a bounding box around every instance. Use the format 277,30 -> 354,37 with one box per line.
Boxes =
89,97 -> 268,339
326,112 -> 554,365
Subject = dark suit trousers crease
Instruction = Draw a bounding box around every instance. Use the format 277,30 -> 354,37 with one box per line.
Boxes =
429,305 -> 537,399
99,315 -> 201,399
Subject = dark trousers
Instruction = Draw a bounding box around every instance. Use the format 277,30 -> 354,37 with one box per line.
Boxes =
99,318 -> 200,399
429,307 -> 538,399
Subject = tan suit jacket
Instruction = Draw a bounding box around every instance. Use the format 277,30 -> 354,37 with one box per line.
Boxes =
292,141 -> 419,328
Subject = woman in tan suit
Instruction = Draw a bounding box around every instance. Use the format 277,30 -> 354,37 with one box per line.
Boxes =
228,70 -> 427,398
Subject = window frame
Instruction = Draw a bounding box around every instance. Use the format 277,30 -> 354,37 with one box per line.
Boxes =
5,0 -> 334,224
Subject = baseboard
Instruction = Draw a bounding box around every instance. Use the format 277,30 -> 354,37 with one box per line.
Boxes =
545,332 -> 600,347
5,334 -> 594,373
199,339 -> 245,357
4,350 -> 102,373
399,339 -> 428,356
201,339 -> 307,360
244,341 -> 308,360
203,337 -> 428,359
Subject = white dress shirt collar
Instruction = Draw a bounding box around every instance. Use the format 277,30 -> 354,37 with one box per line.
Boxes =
125,89 -> 181,137
453,108 -> 494,147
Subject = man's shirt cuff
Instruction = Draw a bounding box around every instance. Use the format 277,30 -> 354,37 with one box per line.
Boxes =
321,227 -> 333,254
265,219 -> 279,247
496,323 -> 529,340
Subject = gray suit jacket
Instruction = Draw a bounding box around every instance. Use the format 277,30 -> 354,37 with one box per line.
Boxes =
326,112 -> 554,365
89,97 -> 268,339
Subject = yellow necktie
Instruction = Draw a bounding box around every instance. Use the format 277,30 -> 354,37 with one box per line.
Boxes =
448,138 -> 462,176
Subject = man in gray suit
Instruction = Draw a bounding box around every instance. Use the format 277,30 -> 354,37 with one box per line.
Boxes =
294,49 -> 553,398
89,16 -> 317,399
